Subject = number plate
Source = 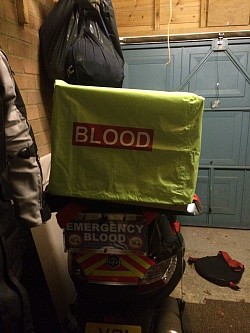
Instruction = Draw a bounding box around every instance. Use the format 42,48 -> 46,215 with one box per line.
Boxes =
85,322 -> 142,333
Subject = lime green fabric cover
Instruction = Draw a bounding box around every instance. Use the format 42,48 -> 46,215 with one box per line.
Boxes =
49,80 -> 204,206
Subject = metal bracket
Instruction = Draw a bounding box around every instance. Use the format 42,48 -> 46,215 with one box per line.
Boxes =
212,33 -> 228,51
177,33 -> 250,90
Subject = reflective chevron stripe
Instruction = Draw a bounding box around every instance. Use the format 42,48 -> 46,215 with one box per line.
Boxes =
74,252 -> 155,283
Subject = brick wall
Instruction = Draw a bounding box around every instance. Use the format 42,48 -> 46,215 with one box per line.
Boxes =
0,0 -> 55,157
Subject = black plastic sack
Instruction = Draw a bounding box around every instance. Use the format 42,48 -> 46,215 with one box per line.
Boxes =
39,0 -> 82,82
39,0 -> 124,86
99,0 -> 124,61
65,2 -> 124,87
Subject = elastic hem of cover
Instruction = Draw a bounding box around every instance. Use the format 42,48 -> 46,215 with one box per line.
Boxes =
56,202 -> 163,228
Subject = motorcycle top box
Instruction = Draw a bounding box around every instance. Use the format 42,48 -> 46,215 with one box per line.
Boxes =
48,81 -> 204,208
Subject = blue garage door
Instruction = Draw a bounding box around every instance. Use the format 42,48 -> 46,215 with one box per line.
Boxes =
122,38 -> 250,228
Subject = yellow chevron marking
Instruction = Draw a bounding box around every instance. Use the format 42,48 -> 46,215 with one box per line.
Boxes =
84,259 -> 107,275
127,253 -> 152,269
120,259 -> 144,278
75,252 -> 94,264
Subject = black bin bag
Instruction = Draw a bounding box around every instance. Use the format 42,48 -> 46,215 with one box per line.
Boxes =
39,0 -> 81,82
39,0 -> 124,87
65,0 -> 124,87
99,0 -> 124,62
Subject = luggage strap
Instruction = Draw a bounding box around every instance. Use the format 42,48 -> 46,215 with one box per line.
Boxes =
218,251 -> 244,272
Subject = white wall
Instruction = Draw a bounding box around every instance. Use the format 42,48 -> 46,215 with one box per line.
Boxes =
31,154 -> 75,324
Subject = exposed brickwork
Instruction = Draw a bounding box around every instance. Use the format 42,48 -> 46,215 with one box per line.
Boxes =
0,0 -> 54,157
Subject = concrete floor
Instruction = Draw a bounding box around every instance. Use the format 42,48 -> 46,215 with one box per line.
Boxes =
171,226 -> 250,304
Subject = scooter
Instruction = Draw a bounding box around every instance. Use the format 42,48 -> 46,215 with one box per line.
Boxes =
49,195 -> 203,333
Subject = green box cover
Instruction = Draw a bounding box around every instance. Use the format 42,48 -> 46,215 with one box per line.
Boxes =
48,80 -> 204,206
